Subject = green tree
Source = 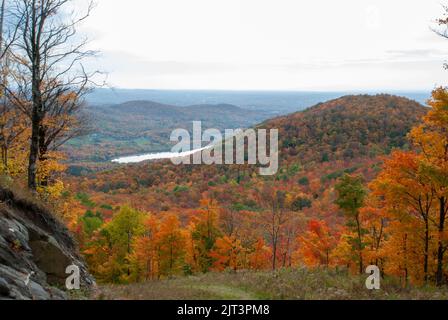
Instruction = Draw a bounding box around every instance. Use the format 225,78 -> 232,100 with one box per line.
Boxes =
104,205 -> 145,281
81,210 -> 103,237
335,174 -> 367,274
192,198 -> 222,272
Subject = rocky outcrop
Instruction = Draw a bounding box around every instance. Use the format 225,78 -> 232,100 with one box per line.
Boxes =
0,186 -> 95,300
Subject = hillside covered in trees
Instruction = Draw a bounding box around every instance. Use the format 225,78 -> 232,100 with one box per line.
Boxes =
60,93 -> 448,287
64,100 -> 272,163
267,94 -> 427,163
2,0 -> 448,302
67,94 -> 427,207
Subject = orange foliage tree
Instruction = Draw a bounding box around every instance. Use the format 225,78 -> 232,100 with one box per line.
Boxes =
295,220 -> 338,268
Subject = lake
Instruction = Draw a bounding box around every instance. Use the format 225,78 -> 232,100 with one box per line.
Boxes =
111,147 -> 208,164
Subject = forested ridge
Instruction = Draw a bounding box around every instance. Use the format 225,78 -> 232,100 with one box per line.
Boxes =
267,94 -> 427,163
58,93 -> 448,287
63,100 -> 271,164
2,0 -> 448,301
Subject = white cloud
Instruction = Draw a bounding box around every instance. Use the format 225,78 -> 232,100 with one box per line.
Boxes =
75,0 -> 448,90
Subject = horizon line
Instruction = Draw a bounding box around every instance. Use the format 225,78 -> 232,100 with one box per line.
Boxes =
92,87 -> 434,94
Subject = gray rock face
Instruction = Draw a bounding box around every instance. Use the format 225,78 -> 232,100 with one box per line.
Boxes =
0,186 -> 96,300
0,277 -> 10,296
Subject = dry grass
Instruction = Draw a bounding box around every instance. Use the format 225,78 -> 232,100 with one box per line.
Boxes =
0,175 -> 51,213
94,268 -> 448,300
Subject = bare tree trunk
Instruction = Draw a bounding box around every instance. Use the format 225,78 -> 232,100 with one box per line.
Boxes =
403,234 -> 408,288
272,240 -> 277,271
28,63 -> 43,190
271,208 -> 278,271
424,218 -> 429,283
0,0 -> 6,174
28,112 -> 41,190
146,259 -> 151,281
436,197 -> 447,286
0,0 -> 5,55
9,0 -> 98,191
416,198 -> 431,283
355,214 -> 364,275
38,125 -> 49,186
0,0 -> 7,175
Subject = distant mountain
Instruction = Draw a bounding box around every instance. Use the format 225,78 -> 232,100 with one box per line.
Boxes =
65,94 -> 428,169
88,100 -> 270,137
64,100 -> 271,163
262,94 -> 428,164
86,88 -> 430,115
67,94 -> 431,215
101,101 -> 258,123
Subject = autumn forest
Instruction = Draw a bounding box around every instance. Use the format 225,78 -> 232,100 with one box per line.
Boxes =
1,0 -> 448,301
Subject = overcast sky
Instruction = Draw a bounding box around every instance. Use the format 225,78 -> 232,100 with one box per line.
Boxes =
77,0 -> 448,91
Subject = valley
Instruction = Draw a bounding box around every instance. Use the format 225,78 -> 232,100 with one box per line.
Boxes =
63,100 -> 272,165
1,0 -> 448,304
62,91 -> 430,171
60,93 -> 441,290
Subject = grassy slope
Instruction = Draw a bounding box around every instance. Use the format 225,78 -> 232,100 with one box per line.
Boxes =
94,269 -> 448,300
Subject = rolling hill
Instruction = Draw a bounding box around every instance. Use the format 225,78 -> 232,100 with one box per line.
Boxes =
66,94 -> 428,212
64,100 -> 272,163
63,94 -> 432,288
263,94 -> 428,164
